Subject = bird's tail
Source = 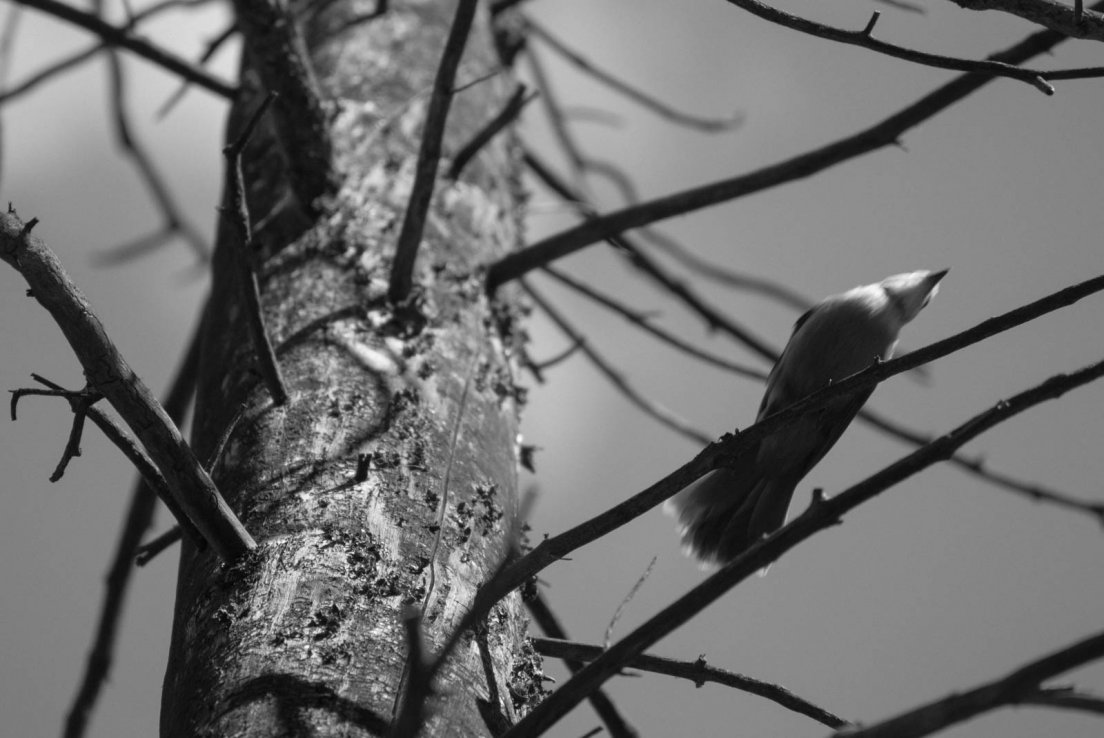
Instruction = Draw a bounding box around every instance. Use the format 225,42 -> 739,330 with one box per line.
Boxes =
664,468 -> 798,569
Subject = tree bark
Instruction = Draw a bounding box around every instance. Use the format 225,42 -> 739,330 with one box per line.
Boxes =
161,2 -> 537,736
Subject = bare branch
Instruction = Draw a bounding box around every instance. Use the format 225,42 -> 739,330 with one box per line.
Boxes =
951,0 -> 1104,41
13,0 -> 235,99
388,0 -> 479,303
527,593 -> 638,738
135,526 -> 183,567
454,271 -> 1104,632
504,356 -> 1104,737
486,15 -> 1091,290
858,406 -> 1104,523
530,636 -> 848,729
836,629 -> 1104,738
726,0 -> 1104,93
521,149 -> 781,361
524,16 -> 743,132
448,82 -> 535,181
1019,686 -> 1104,716
523,279 -> 713,445
23,374 -> 203,548
541,264 -> 768,381
524,148 -> 1099,518
1,208 -> 254,560
64,323 -> 200,738
156,22 -> 237,119
221,93 -> 289,405
0,43 -> 100,107
93,0 -> 210,265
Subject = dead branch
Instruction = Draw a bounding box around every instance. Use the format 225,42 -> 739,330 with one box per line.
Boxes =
0,208 -> 254,560
389,0 -> 479,302
504,355 -> 1104,737
530,636 -> 848,729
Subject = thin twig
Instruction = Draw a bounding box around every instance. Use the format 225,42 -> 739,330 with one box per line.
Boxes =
25,374 -> 203,548
1019,686 -> 1104,716
604,556 -> 656,649
541,265 -> 767,381
0,3 -> 21,190
221,92 -> 289,405
388,0 -> 479,303
93,0 -> 209,265
135,526 -> 183,566
835,630 -> 1104,738
486,14 -> 1096,290
521,149 -> 781,360
526,337 -> 583,380
157,22 -> 237,119
523,279 -> 712,445
524,44 -> 589,192
448,83 -> 536,180
10,382 -> 102,481
63,322 -> 200,738
0,43 -> 100,106
726,0 -> 1104,94
14,0 -> 235,99
525,16 -> 743,131
527,593 -> 639,738
635,228 -> 811,312
504,356 -> 1104,737
858,406 -> 1104,523
1,208 -> 254,560
530,636 -> 848,729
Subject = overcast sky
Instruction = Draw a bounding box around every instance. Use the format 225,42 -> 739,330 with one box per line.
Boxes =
1,1 -> 1102,737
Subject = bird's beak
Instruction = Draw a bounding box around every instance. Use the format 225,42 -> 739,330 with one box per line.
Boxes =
928,268 -> 949,286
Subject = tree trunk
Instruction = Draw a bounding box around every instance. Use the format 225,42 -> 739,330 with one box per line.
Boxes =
160,2 -> 537,735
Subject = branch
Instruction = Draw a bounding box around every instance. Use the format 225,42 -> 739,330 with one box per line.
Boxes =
527,594 -> 639,738
21,374 -> 203,548
523,16 -> 743,132
951,0 -> 1104,41
221,93 -> 289,405
93,0 -> 210,266
522,279 -> 713,444
63,323 -> 200,738
1,208 -> 254,560
521,149 -> 781,361
388,0 -> 479,303
836,629 -> 1104,738
447,82 -> 535,181
486,13 -> 1090,291
530,636 -> 848,730
527,144 -> 1103,519
13,0 -> 234,99
504,356 -> 1104,737
728,0 -> 1104,94
858,405 -> 1104,523
452,270 -> 1104,637
540,264 -> 767,381
1019,686 -> 1104,716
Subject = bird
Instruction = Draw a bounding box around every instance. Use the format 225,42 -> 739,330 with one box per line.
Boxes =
665,269 -> 948,568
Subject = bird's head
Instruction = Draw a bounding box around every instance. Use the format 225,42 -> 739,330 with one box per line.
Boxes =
880,268 -> 948,324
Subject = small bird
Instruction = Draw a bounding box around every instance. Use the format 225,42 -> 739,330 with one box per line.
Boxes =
666,269 -> 948,568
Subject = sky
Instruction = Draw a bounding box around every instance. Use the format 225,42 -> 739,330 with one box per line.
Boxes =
1,1 -> 1103,737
